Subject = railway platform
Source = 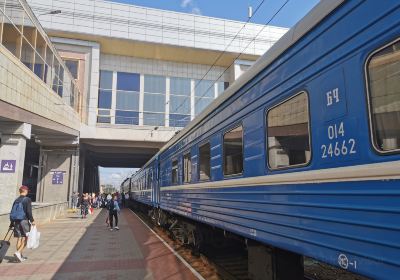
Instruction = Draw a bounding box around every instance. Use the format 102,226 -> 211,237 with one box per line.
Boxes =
0,208 -> 201,280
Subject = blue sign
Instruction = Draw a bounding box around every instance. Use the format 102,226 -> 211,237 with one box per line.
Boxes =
52,171 -> 65,185
1,160 -> 16,173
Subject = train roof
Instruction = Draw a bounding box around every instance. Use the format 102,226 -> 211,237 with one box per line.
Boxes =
137,0 -> 345,172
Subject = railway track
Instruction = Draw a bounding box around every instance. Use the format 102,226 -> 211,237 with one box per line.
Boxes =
130,206 -> 369,280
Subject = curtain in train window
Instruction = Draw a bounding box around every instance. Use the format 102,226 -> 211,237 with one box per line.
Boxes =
183,153 -> 191,183
171,160 -> 178,185
267,92 -> 311,169
367,40 -> 400,152
199,143 -> 211,181
223,125 -> 243,176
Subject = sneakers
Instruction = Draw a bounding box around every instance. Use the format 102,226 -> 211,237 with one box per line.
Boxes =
109,228 -> 114,231
114,226 -> 119,230
14,252 -> 23,262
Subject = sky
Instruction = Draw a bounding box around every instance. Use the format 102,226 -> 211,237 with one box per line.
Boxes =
100,0 -> 319,187
110,0 -> 320,28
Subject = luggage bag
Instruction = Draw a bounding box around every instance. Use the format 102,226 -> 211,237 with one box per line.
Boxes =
0,229 -> 13,264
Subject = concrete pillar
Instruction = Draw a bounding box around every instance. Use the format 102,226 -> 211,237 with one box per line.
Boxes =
36,147 -> 79,204
0,122 -> 31,214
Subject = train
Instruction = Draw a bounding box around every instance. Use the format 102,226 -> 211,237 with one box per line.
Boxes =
124,1 -> 400,279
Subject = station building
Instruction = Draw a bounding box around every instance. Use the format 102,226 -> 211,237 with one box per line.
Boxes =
0,0 -> 287,213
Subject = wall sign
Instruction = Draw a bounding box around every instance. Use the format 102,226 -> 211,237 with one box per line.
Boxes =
1,160 -> 16,173
51,171 -> 65,185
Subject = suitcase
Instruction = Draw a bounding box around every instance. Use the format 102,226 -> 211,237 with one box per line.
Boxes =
0,229 -> 13,264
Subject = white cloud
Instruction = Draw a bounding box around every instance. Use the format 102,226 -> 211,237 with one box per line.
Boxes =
111,173 -> 122,180
191,7 -> 202,15
181,0 -> 192,8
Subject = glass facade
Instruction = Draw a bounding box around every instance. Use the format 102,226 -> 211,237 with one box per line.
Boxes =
144,75 -> 166,126
170,77 -> 191,127
96,71 -> 228,127
0,0 -> 79,107
97,70 -> 112,123
195,79 -> 215,116
116,72 -> 140,125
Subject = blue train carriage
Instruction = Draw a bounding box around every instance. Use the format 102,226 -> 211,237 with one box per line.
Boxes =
128,1 -> 400,279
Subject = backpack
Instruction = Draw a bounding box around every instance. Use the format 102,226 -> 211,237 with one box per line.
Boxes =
10,197 -> 27,221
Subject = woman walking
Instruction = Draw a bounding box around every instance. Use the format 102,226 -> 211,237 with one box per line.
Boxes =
108,194 -> 120,231
80,193 -> 89,219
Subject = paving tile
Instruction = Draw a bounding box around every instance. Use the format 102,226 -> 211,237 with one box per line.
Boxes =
0,209 -> 198,280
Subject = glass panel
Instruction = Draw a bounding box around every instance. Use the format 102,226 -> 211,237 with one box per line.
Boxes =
199,142 -> 211,181
64,60 -> 79,79
144,93 -> 165,112
171,160 -> 178,184
267,92 -> 310,170
58,65 -> 64,96
170,95 -> 190,114
35,32 -> 46,58
99,70 -> 113,89
117,72 -> 139,91
45,47 -> 53,85
115,110 -> 139,125
144,75 -> 166,93
0,0 -> 5,12
98,89 -> 112,109
224,125 -> 243,176
97,116 -> 111,123
170,77 -> 191,96
33,52 -> 44,79
183,153 -> 191,183
2,14 -> 21,57
195,79 -> 214,98
98,109 -> 110,115
21,38 -> 34,70
116,90 -> 139,111
217,81 -> 228,96
367,40 -> 400,152
23,13 -> 35,47
170,114 -> 190,128
143,112 -> 165,126
4,0 -> 23,31
195,97 -> 213,116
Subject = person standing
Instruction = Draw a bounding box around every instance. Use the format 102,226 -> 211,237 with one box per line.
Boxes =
9,186 -> 35,262
108,194 -> 120,231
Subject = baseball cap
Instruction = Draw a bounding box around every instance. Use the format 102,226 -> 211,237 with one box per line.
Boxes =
19,185 -> 29,192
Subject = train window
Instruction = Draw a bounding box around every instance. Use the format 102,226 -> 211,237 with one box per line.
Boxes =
367,39 -> 400,153
183,153 -> 192,183
171,159 -> 178,185
223,125 -> 243,176
199,143 -> 211,181
267,92 -> 311,170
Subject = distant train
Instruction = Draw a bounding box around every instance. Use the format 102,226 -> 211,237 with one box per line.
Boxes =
125,1 -> 400,279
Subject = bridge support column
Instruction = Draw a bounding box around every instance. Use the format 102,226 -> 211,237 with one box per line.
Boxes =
0,122 -> 31,214
36,146 -> 79,206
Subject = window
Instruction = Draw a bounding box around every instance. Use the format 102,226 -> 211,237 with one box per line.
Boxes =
367,39 -> 400,153
170,77 -> 191,127
171,159 -> 178,184
144,75 -> 166,126
98,70 -> 113,123
116,72 -> 140,125
195,80 -> 214,116
267,92 -> 311,169
64,60 -> 79,79
224,125 -> 243,176
199,143 -> 211,181
183,153 -> 191,183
